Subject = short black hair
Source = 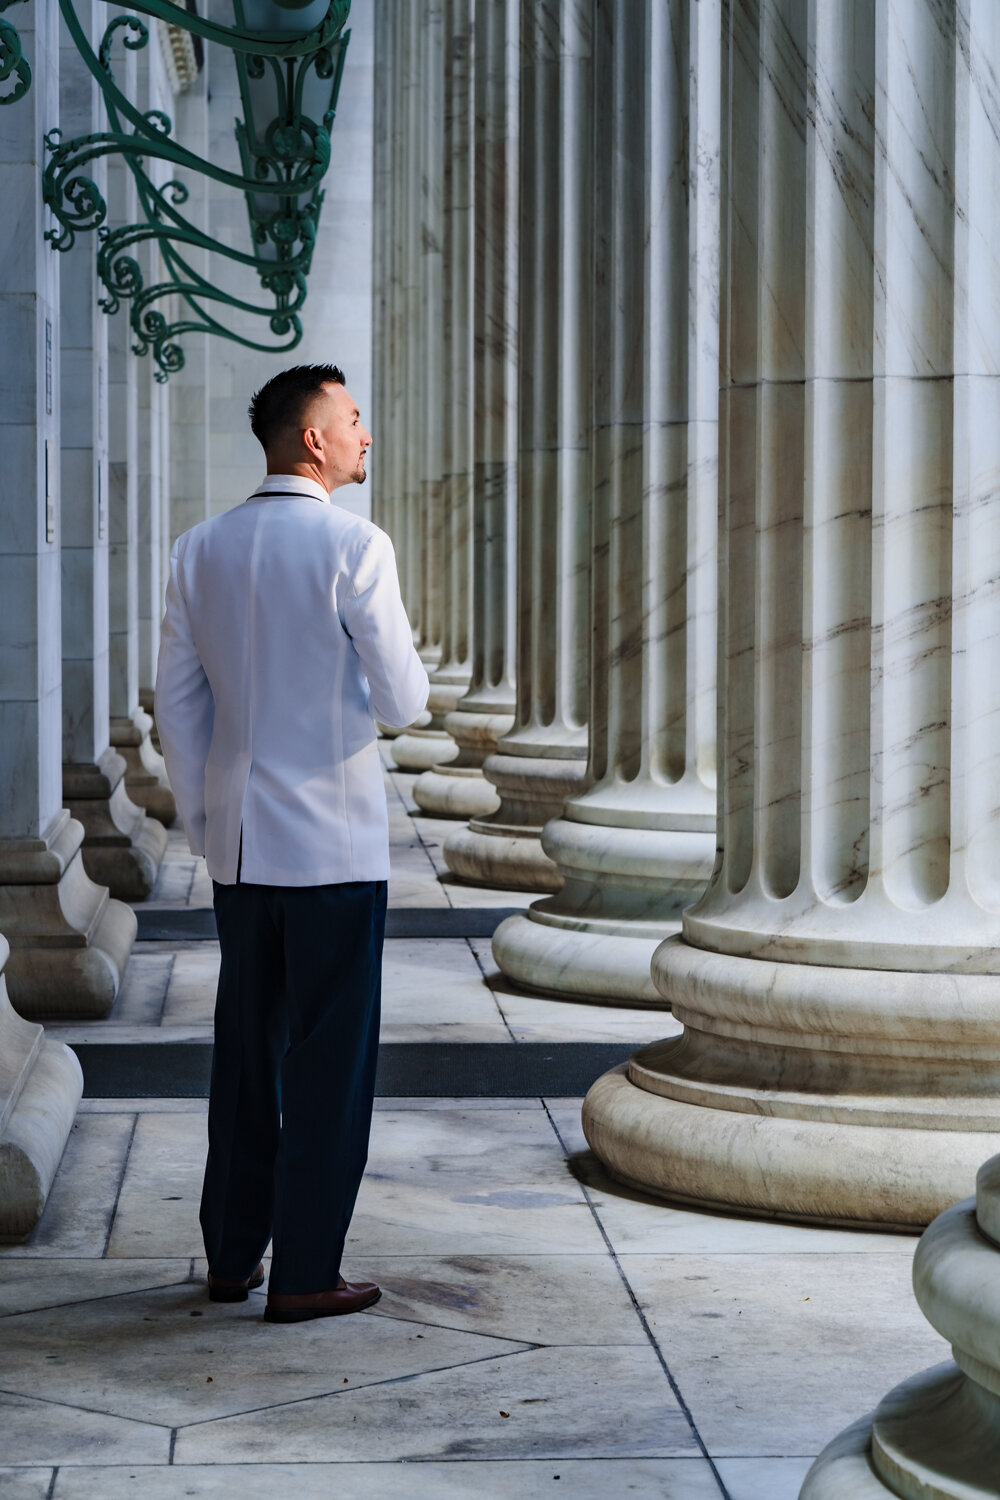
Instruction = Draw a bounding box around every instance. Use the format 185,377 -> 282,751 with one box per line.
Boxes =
248,363 -> 346,451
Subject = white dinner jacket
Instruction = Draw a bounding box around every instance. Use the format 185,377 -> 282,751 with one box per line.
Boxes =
154,474 -> 428,886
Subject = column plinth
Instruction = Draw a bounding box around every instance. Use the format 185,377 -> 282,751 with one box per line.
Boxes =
0,812 -> 136,1021
64,747 -> 167,900
0,937 -> 83,1242
585,0 -> 1000,1223
110,709 -> 176,826
801,1157 -> 1000,1496
445,737 -> 587,891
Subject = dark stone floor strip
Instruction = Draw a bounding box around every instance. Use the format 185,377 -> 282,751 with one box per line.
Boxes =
72,1042 -> 631,1099
135,907 -> 525,941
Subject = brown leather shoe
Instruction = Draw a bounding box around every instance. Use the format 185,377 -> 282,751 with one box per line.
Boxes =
207,1262 -> 266,1303
264,1276 -> 381,1324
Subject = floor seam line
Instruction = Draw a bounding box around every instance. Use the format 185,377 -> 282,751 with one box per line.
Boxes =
101,1113 -> 139,1259
175,1343 -> 536,1431
541,1101 -> 733,1500
0,1385 -> 175,1428
466,936 -> 518,1041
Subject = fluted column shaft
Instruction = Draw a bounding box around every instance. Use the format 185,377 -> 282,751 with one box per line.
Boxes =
106,121 -> 175,829
412,0 -> 482,804
444,0 -> 592,889
584,0 -> 1000,1227
426,0 -> 520,821
493,0 -> 719,999
58,2 -> 166,901
393,0 -> 475,772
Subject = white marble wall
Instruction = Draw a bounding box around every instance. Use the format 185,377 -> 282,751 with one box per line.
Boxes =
492,0 -> 719,999
583,0 -> 1000,1228
0,0 -> 63,843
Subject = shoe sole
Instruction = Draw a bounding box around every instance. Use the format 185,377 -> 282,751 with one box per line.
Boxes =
263,1288 -> 382,1324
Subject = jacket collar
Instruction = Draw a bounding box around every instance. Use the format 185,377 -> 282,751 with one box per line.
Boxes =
248,474 -> 331,505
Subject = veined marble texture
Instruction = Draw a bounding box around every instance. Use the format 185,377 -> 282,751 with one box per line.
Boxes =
584,0 -> 1000,1229
494,0 -> 720,999
683,0 -> 1000,968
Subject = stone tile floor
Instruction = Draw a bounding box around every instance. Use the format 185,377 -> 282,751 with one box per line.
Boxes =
0,756 -> 949,1497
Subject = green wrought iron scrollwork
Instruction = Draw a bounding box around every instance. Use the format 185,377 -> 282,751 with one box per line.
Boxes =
0,0 -> 31,105
43,0 -> 350,378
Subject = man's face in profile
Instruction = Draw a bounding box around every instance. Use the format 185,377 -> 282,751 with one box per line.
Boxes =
311,382 -> 372,489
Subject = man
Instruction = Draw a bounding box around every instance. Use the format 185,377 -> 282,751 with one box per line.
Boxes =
154,364 -> 428,1324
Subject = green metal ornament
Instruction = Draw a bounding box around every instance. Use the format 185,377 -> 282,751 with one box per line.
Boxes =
43,0 -> 351,378
0,0 -> 31,105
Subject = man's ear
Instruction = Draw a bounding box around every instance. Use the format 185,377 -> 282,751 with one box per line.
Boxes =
302,425 -> 323,460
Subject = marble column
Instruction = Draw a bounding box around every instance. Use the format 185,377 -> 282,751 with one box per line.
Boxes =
59,2 -> 167,901
412,0 -> 479,809
416,0 -> 518,821
0,0 -> 134,1022
584,0 -> 1000,1226
105,129 -> 175,828
801,1153 -> 1000,1497
136,35 -> 172,753
444,0 -> 592,890
391,0 -> 455,771
493,0 -> 719,1000
371,0 -> 392,540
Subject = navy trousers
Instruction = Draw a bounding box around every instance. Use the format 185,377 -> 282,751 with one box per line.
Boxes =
201,878 -> 387,1295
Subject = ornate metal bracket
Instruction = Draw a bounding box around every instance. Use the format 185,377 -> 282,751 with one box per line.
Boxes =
43,0 -> 350,379
0,0 -> 31,105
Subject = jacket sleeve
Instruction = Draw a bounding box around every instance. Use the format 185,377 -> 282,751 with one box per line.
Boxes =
343,529 -> 430,729
154,541 -> 215,856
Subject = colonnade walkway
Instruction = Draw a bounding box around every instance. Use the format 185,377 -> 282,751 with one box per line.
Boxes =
0,754 -> 946,1499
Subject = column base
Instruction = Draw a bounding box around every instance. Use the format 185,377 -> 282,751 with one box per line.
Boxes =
412,765 -> 501,819
491,817 -> 715,1005
64,748 -> 168,900
492,912 -> 680,1004
378,710 -> 432,738
0,942 -> 83,1241
583,1066 -> 1000,1229
110,709 -> 176,827
442,750 -> 588,891
390,729 -> 460,773
581,937 -> 1000,1226
138,688 -> 160,752
412,705 -> 514,818
802,1363 -> 1000,1499
443,820 -> 561,891
804,1157 -> 1000,1496
0,811 -> 137,1021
